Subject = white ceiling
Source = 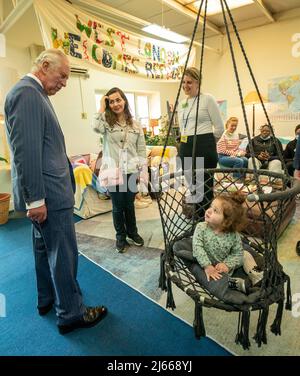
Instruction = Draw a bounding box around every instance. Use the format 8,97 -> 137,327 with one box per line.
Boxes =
2,0 -> 300,49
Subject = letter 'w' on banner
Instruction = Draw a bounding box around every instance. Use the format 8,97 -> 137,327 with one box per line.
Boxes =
0,34 -> 6,57
0,293 -> 6,317
33,0 -> 195,81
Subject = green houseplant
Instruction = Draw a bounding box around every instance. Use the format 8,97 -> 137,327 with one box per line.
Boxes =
145,115 -> 178,147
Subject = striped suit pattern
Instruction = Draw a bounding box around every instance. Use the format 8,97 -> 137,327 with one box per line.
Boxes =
5,76 -> 85,325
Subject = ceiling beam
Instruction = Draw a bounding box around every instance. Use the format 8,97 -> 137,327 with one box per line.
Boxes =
162,0 -> 223,35
0,0 -> 33,34
71,0 -> 151,28
252,0 -> 275,22
71,0 -> 220,54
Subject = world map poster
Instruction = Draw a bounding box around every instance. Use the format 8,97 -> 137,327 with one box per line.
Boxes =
268,75 -> 300,122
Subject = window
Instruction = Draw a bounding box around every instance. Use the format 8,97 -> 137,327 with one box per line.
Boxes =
136,95 -> 149,129
95,91 -> 152,130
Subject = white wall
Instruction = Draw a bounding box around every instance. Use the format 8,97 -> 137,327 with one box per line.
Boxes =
0,45 -> 31,113
2,14 -> 300,157
202,16 -> 300,138
51,68 -> 179,156
0,44 -> 179,156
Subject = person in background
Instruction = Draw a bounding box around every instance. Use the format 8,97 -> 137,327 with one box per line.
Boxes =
4,49 -> 107,335
246,124 -> 283,173
283,124 -> 300,176
93,87 -> 147,253
178,67 -> 224,216
217,117 -> 248,179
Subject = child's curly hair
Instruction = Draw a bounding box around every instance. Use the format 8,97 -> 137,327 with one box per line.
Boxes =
215,191 -> 248,233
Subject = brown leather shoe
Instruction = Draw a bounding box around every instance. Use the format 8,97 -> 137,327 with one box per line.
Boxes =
58,306 -> 108,335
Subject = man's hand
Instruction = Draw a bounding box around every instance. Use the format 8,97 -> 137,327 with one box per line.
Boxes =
258,151 -> 269,161
204,265 -> 223,281
294,169 -> 300,180
215,262 -> 229,273
27,204 -> 47,223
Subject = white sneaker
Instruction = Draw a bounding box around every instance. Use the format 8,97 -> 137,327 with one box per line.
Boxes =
228,277 -> 250,294
248,267 -> 263,287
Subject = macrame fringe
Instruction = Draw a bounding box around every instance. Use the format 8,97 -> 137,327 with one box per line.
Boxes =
270,299 -> 284,336
193,301 -> 206,339
235,311 -> 251,350
166,277 -> 176,310
158,252 -> 167,291
285,275 -> 292,310
253,306 -> 269,347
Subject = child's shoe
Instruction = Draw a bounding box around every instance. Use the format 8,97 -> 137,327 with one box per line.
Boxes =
248,266 -> 263,287
228,277 -> 251,294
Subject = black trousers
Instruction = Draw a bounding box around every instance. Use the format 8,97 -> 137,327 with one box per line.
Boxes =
179,133 -> 218,218
109,173 -> 138,241
286,161 -> 294,177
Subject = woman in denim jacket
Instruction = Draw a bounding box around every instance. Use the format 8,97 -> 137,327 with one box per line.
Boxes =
93,87 -> 147,253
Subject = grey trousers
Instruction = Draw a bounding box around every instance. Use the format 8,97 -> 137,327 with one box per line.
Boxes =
32,208 -> 85,325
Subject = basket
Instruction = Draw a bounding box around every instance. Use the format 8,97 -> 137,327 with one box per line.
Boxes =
0,193 -> 11,225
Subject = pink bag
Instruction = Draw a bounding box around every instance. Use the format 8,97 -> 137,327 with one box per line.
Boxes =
99,125 -> 129,188
99,167 -> 124,187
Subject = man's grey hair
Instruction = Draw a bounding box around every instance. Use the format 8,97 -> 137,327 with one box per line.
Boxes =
31,49 -> 68,73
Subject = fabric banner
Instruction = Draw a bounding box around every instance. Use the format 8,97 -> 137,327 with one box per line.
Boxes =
33,0 -> 195,81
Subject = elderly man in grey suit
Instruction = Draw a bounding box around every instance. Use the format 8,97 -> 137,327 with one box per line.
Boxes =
5,49 -> 107,334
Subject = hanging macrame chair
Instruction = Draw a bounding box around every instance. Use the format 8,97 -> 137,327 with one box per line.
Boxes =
153,0 -> 300,350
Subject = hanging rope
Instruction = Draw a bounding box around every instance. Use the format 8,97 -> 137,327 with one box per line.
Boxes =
220,0 -> 261,191
153,0 -> 300,350
192,0 -> 208,173
160,0 -> 205,165
222,0 -> 288,175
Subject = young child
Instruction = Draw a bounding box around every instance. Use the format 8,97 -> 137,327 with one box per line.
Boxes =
192,191 -> 263,294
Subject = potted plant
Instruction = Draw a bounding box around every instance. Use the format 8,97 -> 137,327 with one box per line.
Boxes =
0,156 -> 11,225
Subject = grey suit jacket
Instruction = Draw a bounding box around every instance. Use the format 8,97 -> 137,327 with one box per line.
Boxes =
4,76 -> 75,211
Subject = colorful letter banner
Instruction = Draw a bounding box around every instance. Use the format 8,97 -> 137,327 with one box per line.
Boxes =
33,0 -> 195,81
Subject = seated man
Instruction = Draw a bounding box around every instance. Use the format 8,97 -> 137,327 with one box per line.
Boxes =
246,124 -> 283,174
283,124 -> 300,176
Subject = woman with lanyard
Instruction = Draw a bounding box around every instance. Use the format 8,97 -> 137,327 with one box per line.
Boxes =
178,67 -> 224,217
93,87 -> 147,253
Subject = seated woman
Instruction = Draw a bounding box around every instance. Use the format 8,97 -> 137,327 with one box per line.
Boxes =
283,124 -> 300,176
246,124 -> 283,174
217,117 -> 248,179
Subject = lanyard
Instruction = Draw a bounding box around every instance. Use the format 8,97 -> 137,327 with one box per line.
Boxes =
182,96 -> 197,134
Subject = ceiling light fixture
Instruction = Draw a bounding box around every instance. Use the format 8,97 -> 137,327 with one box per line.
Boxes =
142,24 -> 189,44
194,0 -> 253,15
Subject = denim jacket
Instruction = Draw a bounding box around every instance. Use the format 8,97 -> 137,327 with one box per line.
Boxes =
93,113 -> 147,174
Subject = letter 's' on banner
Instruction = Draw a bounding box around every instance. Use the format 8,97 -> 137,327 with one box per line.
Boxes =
33,0 -> 195,81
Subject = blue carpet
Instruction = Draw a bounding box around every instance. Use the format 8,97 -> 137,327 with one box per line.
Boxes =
0,218 -> 231,356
